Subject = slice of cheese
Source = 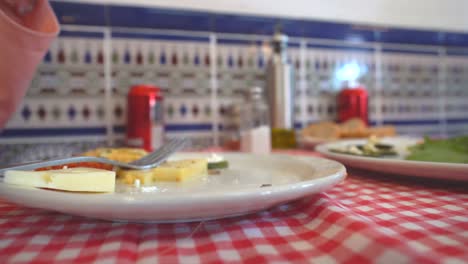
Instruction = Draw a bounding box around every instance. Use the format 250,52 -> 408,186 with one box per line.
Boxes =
119,159 -> 208,184
4,167 -> 116,193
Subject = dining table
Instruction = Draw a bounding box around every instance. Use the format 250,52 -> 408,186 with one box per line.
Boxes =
0,149 -> 466,263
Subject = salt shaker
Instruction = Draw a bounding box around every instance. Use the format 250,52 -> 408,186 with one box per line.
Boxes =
239,87 -> 271,154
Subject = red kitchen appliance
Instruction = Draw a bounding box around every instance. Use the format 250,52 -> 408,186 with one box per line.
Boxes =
337,84 -> 368,125
126,84 -> 164,151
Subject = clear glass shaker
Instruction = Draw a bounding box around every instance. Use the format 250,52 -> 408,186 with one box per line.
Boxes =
239,87 -> 271,154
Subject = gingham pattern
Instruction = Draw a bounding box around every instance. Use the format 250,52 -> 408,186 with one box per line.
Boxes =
0,151 -> 467,264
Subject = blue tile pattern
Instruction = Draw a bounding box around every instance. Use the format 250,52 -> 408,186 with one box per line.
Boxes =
1,1 -> 467,158
50,1 -> 468,46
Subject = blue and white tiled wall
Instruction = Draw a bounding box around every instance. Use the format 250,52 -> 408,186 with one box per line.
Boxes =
1,1 -> 468,162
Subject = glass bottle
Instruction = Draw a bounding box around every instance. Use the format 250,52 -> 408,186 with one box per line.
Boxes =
266,29 -> 296,149
239,87 -> 271,154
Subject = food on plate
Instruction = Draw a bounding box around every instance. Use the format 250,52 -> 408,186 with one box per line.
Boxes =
4,167 -> 116,193
406,136 -> 468,164
329,135 -> 397,157
82,148 -> 148,163
301,121 -> 341,140
6,148 -> 229,191
339,118 -> 370,138
83,149 -> 229,185
367,126 -> 397,138
35,148 -> 148,171
119,159 -> 208,184
207,153 -> 229,171
301,118 -> 396,141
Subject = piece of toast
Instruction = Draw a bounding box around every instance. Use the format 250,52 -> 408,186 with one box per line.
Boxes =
301,121 -> 341,139
339,118 -> 370,138
368,125 -> 397,137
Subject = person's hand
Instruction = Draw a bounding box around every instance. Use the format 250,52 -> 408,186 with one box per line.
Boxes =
0,0 -> 37,25
5,0 -> 37,16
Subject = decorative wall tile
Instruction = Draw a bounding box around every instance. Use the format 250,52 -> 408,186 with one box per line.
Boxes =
2,2 -> 468,162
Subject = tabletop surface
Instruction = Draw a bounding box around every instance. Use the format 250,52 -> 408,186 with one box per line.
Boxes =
0,150 -> 467,264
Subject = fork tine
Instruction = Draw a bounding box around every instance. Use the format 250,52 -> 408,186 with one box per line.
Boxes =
143,138 -> 188,165
130,139 -> 177,165
142,139 -> 188,169
130,138 -> 188,167
146,138 -> 189,164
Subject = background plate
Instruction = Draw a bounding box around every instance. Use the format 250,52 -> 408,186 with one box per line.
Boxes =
316,137 -> 468,181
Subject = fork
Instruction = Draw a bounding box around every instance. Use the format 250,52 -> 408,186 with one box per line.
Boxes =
0,138 -> 190,175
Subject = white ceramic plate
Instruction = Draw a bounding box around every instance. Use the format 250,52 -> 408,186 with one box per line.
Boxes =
316,137 -> 468,181
0,153 -> 346,223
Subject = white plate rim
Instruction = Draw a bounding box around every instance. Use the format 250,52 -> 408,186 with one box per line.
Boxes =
0,153 -> 347,222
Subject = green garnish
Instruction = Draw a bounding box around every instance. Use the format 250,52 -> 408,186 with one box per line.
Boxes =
406,136 -> 468,164
207,160 -> 229,170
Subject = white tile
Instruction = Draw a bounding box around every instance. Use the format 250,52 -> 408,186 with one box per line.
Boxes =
107,228 -> 125,237
96,258 -> 118,264
328,205 -> 345,212
210,232 -> 231,242
361,189 -> 375,194
433,235 -> 460,246
218,249 -> 242,261
70,233 -> 91,242
0,238 -> 13,249
322,225 -> 343,239
274,226 -> 294,236
376,250 -> 409,264
427,220 -> 449,228
378,227 -> 397,236
442,204 -> 463,211
22,216 -> 41,223
398,201 -> 416,206
290,241 -> 313,251
100,241 -> 121,252
356,205 -> 373,212
178,255 -> 201,264
55,248 -> 82,260
11,252 -> 39,263
243,227 -> 264,238
137,256 -> 159,264
408,241 -> 430,252
400,222 -> 423,230
380,203 -> 395,209
255,244 -> 278,255
343,233 -> 371,252
138,240 -> 158,251
375,213 -> 396,220
312,255 -> 338,264
79,223 -> 97,230
47,224 -> 64,232
360,195 -> 373,200
400,211 -> 419,217
340,199 -> 354,205
442,257 -> 466,264
450,215 -> 468,222
176,238 -> 195,248
379,194 -> 393,199
417,198 -> 435,203
31,235 -> 51,245
421,208 -> 441,214
440,196 -> 456,202
6,228 -> 27,235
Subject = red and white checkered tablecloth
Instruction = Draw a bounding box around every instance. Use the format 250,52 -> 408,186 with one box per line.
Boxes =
0,151 -> 467,263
